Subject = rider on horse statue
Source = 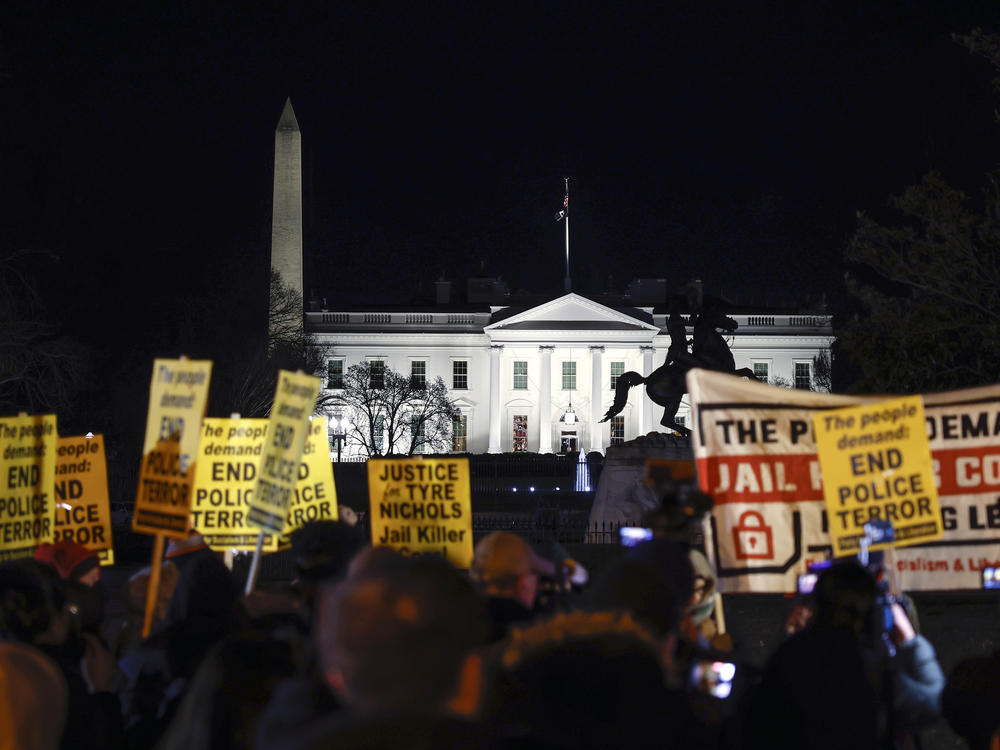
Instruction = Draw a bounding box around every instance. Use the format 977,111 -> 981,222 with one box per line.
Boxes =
601,294 -> 754,436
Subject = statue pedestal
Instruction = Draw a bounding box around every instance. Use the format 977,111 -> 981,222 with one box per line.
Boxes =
589,432 -> 694,527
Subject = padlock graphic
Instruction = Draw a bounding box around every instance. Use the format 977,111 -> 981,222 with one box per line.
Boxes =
732,510 -> 773,560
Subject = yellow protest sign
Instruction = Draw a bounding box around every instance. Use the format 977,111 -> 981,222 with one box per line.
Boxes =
193,416 -> 338,550
278,416 -> 338,544
54,435 -> 114,565
813,396 -> 942,556
0,415 -> 57,561
133,358 -> 213,536
191,418 -> 274,550
247,371 -> 321,534
367,457 -> 472,568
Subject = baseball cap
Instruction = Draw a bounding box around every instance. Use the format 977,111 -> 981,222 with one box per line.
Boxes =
470,532 -> 555,585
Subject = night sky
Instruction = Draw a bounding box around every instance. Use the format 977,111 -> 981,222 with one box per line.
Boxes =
4,1 -> 999,325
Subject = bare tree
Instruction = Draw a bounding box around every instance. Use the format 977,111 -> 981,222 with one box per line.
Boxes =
0,250 -> 91,416
321,360 -> 460,457
812,351 -> 832,393
208,269 -> 321,418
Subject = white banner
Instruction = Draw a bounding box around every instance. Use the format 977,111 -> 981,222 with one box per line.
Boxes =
688,369 -> 1000,592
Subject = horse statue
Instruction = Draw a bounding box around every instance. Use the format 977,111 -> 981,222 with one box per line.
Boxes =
600,304 -> 755,436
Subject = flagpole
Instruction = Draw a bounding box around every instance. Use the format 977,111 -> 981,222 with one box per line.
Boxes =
563,177 -> 571,293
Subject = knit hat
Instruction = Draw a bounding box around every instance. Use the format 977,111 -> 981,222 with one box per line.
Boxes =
34,540 -> 100,581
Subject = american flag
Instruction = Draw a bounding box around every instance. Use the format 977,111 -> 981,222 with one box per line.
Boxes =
555,192 -> 568,221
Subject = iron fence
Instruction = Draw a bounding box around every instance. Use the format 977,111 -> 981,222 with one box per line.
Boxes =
353,510 -> 625,546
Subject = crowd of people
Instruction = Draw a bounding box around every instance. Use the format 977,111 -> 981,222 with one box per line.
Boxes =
1,487 -> 998,750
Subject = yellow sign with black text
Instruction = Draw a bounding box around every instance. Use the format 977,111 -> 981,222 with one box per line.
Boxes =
813,396 -> 943,556
192,416 -> 337,550
247,371 -> 321,534
54,435 -> 114,565
133,358 -> 212,536
0,415 -> 58,561
367,457 -> 472,568
191,418 -> 274,550
276,416 -> 338,546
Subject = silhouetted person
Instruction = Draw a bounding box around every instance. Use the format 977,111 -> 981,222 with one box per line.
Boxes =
469,531 -> 554,642
274,550 -> 492,749
746,560 -> 943,750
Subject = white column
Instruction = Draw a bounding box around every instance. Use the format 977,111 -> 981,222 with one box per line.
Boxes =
538,346 -> 554,453
590,346 -> 604,453
640,346 -> 655,435
488,345 -> 502,454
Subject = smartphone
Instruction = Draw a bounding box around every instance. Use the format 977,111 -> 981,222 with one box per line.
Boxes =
797,560 -> 832,594
689,660 -> 736,699
619,526 -> 653,547
983,567 -> 1000,590
797,572 -> 819,595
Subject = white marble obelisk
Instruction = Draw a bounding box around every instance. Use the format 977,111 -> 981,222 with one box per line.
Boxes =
270,98 -> 303,337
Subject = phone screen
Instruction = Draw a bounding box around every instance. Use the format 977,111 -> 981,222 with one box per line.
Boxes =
619,527 -> 653,547
797,572 -> 818,595
983,567 -> 1000,590
689,660 -> 736,699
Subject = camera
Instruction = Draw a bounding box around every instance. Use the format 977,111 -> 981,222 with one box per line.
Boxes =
689,659 -> 736,699
983,567 -> 1000,590
619,526 -> 653,547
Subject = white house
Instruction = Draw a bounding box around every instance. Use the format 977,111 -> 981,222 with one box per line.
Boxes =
307,287 -> 833,457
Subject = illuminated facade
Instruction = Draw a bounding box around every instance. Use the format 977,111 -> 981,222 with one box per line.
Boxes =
307,290 -> 833,456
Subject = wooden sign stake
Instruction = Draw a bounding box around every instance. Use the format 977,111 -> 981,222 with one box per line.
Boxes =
142,534 -> 165,637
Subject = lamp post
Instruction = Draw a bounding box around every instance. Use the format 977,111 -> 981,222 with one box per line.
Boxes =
331,413 -> 347,462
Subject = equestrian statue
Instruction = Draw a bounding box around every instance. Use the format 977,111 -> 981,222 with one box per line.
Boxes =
600,300 -> 755,437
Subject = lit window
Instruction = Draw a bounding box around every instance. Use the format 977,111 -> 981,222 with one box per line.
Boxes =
513,415 -> 527,452
610,361 -> 624,390
369,360 -> 385,389
411,360 -> 426,389
453,360 -> 468,390
611,416 -> 625,446
562,361 -> 576,390
794,362 -> 812,390
513,361 -> 528,389
753,362 -> 769,383
327,359 -> 344,389
452,415 -> 467,452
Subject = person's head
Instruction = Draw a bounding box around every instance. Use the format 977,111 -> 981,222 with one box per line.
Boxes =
588,537 -> 695,640
489,610 -> 674,750
469,532 -> 554,609
0,642 -> 68,750
316,550 -> 488,715
941,653 -> 1000,750
34,540 -> 101,586
165,548 -> 238,634
813,559 -> 880,636
290,520 -> 365,584
0,559 -> 68,646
